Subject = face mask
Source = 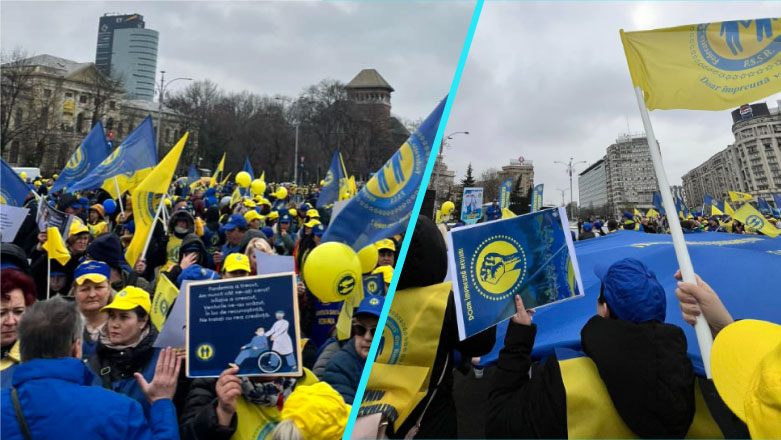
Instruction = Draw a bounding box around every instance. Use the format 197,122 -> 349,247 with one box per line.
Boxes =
175,226 -> 189,235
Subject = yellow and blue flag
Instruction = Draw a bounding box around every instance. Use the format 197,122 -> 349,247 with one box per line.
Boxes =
51,122 -> 109,193
323,97 -> 447,249
729,190 -> 754,202
652,192 -> 666,216
316,150 -> 346,209
243,156 -> 255,181
151,274 -> 179,331
499,179 -> 513,210
646,208 -> 660,218
758,198 -> 772,214
1,159 -> 32,206
531,184 -> 544,212
448,207 -> 583,339
773,194 -> 781,210
125,133 -> 188,267
620,18 -> 781,111
734,204 -> 778,238
69,117 -> 157,194
712,205 -> 724,216
724,200 -> 735,216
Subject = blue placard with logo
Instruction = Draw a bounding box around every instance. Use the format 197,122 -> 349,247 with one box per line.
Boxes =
461,187 -> 483,224
186,273 -> 302,378
447,207 -> 585,340
362,273 -> 386,297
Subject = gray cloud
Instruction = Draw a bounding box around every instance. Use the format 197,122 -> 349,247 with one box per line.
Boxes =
445,2 -> 781,206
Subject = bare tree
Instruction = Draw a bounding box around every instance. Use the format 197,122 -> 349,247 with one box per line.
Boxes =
83,67 -> 124,128
477,167 -> 503,202
1,49 -> 36,153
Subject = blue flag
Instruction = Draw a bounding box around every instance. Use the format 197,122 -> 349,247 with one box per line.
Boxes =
499,178 -> 513,210
322,97 -> 446,249
187,164 -> 200,183
773,193 -> 781,210
0,159 -> 32,206
243,157 -> 255,181
652,192 -> 666,215
703,194 -> 713,208
531,184 -> 544,212
475,230 -> 781,376
674,197 -> 689,218
447,207 -> 584,339
758,197 -> 772,214
50,122 -> 109,193
68,117 -> 157,193
316,151 -> 346,209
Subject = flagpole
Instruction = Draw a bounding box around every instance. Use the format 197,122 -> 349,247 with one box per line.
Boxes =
46,256 -> 51,300
140,196 -> 166,264
114,177 -> 125,217
633,86 -> 713,378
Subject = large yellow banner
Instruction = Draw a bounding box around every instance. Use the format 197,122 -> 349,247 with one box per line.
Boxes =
621,18 -> 781,111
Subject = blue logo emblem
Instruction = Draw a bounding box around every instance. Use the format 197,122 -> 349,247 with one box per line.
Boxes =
695,19 -> 781,71
745,214 -> 765,230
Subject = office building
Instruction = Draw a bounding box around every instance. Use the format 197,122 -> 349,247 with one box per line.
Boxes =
95,13 -> 158,100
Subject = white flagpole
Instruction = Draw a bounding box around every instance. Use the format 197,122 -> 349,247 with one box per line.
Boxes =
114,177 -> 125,218
140,196 -> 166,263
633,86 -> 713,378
46,256 -> 51,300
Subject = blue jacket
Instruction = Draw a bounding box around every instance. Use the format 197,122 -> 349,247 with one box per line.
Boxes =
321,338 -> 364,404
485,204 -> 500,221
1,358 -> 178,440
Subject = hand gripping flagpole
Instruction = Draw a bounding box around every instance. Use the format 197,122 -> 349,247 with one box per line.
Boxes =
633,86 -> 713,378
114,177 -> 125,218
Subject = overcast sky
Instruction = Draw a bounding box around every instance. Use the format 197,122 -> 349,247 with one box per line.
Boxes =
446,2 -> 781,206
1,1 -> 473,126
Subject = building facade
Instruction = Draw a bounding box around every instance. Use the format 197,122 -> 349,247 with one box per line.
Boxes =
428,153 -> 456,206
682,102 -> 781,206
604,134 -> 659,215
497,159 -> 535,194
95,13 -> 158,101
578,157 -> 608,210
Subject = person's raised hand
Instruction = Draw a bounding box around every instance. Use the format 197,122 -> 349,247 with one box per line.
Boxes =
135,347 -> 182,405
674,270 -> 734,338
511,295 -> 535,326
215,365 -> 242,426
180,252 -> 198,270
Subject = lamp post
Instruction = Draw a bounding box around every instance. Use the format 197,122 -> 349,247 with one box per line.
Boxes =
554,157 -> 586,220
275,96 -> 300,184
556,187 -> 568,207
156,70 -> 192,154
435,131 -> 469,206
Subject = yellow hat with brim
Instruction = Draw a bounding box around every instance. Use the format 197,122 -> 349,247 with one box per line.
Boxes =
244,210 -> 262,222
243,199 -> 257,208
304,219 -> 321,228
372,265 -> 394,284
375,239 -> 395,252
268,211 -> 279,220
280,382 -> 351,440
74,260 -> 110,286
224,253 -> 251,273
69,222 -> 90,238
711,319 -> 781,438
101,286 -> 151,313
306,209 -> 320,218
289,208 -> 297,218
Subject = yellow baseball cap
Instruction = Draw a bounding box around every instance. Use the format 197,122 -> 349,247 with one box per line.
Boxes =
306,209 -> 320,218
69,222 -> 89,238
711,319 -> 781,438
224,253 -> 251,273
289,208 -> 297,218
244,210 -> 263,223
372,265 -> 394,284
375,239 -> 395,252
304,219 -> 321,228
243,199 -> 257,208
267,211 -> 279,221
258,198 -> 271,207
74,260 -> 110,285
280,382 -> 351,440
102,286 -> 151,313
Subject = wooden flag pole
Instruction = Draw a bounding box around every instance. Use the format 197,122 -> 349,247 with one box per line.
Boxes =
633,86 -> 713,378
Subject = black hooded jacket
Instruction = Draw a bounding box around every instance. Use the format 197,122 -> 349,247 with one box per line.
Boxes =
387,216 -> 496,439
163,233 -> 209,284
487,315 -> 696,438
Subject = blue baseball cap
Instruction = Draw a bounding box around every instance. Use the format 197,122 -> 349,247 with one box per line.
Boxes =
177,264 -> 220,288
312,223 -> 325,236
279,215 -> 291,224
74,260 -> 111,285
582,222 -> 593,231
623,212 -> 633,220
594,258 -> 666,323
221,214 -> 247,231
355,295 -> 384,318
261,227 -> 274,239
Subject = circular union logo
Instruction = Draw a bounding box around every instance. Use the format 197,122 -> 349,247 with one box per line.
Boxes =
470,235 -> 527,302
367,280 -> 378,294
324,170 -> 334,186
363,141 -> 418,202
378,310 -> 405,364
745,214 -> 765,230
65,148 -> 84,171
369,297 -> 380,306
195,343 -> 215,361
695,20 -> 781,71
334,273 -> 356,297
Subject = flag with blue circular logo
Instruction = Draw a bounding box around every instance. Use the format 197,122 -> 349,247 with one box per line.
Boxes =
50,122 -> 109,193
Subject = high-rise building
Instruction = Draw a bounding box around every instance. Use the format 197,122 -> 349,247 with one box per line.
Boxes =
578,158 -> 608,210
682,102 -> 781,206
95,13 -> 158,101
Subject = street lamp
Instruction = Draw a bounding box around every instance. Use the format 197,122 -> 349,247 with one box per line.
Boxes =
554,157 -> 586,220
275,96 -> 301,184
435,131 -> 469,207
156,70 -> 192,154
555,187 -> 569,207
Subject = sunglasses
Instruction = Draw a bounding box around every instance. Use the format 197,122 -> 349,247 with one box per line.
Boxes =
352,323 -> 377,338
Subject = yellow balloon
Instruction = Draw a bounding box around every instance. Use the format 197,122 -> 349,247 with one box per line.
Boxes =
275,186 -> 288,200
302,242 -> 362,303
251,179 -> 266,196
442,201 -> 455,215
356,244 -> 378,274
19,172 -> 27,180
235,171 -> 252,188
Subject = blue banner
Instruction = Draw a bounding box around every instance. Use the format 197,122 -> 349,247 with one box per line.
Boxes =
531,184 -> 544,212
758,197 -> 772,214
499,178 -> 513,210
186,274 -> 301,377
363,273 -> 386,297
310,299 -> 342,349
477,230 -> 781,376
447,207 -> 584,340
322,97 -> 446,249
652,192 -> 666,215
69,116 -> 157,192
243,156 -> 255,181
316,150 -> 346,209
187,164 -> 200,184
704,194 -> 713,208
51,122 -> 109,193
0,159 -> 32,206
773,193 -> 781,210
461,187 -> 483,224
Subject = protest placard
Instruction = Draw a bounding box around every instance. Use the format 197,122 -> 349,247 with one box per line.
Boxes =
186,273 -> 301,377
461,187 -> 483,224
447,207 -> 584,340
254,251 -> 295,275
362,272 -> 386,297
36,202 -> 73,239
0,205 -> 29,242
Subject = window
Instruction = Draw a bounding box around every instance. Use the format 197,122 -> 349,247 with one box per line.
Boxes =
76,113 -> 86,133
43,89 -> 51,98
65,92 -> 73,98
106,118 -> 114,131
79,95 -> 88,104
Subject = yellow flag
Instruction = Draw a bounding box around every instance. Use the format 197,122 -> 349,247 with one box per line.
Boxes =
210,153 -> 226,188
336,288 -> 364,341
733,203 -> 779,238
434,210 -> 444,224
711,205 -> 724,216
219,172 -> 232,187
729,191 -> 754,202
42,227 -> 70,265
724,200 -> 735,216
646,208 -> 659,218
151,274 -> 179,331
620,19 -> 781,111
229,186 -> 242,208
501,207 -> 516,219
259,171 -> 265,182
634,208 -> 643,218
349,175 -> 357,197
126,133 -> 188,267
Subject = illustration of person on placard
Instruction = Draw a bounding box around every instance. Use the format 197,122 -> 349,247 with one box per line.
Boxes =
233,327 -> 268,367
266,310 -> 296,370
